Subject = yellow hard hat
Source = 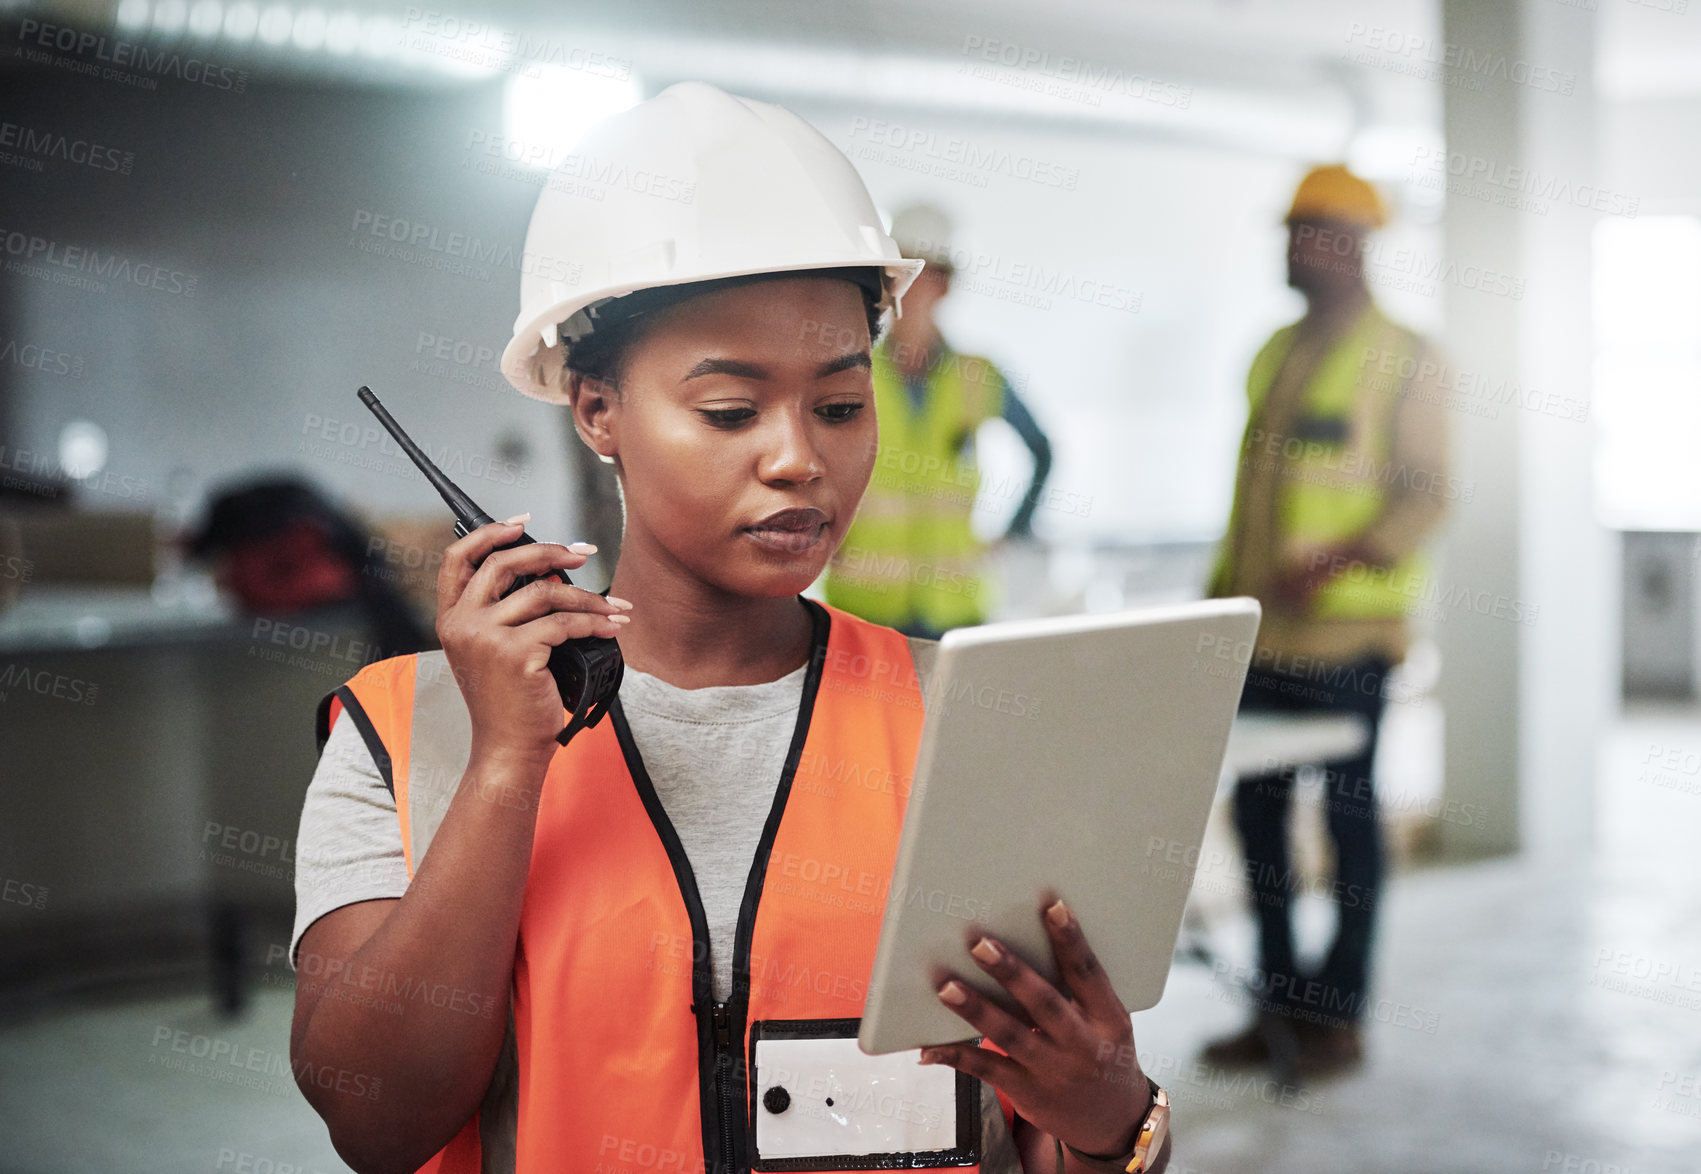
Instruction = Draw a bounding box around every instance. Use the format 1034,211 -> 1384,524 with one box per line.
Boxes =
1285,164 -> 1387,230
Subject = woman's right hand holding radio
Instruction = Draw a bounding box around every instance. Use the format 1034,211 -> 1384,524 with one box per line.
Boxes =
294,514 -> 631,1168
435,516 -> 632,773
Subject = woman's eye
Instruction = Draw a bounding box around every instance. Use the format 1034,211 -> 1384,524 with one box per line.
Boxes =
818,402 -> 865,422
699,408 -> 755,427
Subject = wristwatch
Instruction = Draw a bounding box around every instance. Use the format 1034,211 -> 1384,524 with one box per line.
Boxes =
1059,1078 -> 1170,1173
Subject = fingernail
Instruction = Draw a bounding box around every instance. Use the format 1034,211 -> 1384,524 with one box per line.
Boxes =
504,513 -> 531,525
1046,899 -> 1071,929
971,938 -> 1002,966
937,981 -> 967,1006
606,614 -> 631,625
917,1049 -> 939,1065
568,541 -> 597,553
605,596 -> 634,610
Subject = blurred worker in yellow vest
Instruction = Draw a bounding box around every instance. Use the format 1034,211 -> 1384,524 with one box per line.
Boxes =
1203,165 -> 1452,1078
823,203 -> 1052,640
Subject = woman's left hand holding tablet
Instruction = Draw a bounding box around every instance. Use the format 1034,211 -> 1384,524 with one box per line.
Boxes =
919,896 -> 1153,1159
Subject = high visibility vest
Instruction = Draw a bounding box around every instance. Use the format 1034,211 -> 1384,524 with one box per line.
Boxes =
824,341 -> 1005,631
1209,304 -> 1432,621
317,598 -> 1019,1172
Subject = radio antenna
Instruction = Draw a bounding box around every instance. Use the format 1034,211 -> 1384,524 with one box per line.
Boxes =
356,385 -> 496,534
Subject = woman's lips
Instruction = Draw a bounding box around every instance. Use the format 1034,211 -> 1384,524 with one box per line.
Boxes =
742,521 -> 829,554
743,506 -> 828,554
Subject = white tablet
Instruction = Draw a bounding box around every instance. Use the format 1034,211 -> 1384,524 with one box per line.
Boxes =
858,597 -> 1262,1055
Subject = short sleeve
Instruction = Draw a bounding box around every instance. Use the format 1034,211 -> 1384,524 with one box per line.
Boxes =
288,710 -> 410,970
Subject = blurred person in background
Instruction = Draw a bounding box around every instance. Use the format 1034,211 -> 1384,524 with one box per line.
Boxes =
188,475 -> 434,656
1203,165 -> 1452,1077
823,202 -> 1052,639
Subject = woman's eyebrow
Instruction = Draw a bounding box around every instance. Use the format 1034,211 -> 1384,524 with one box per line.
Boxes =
682,357 -> 766,381
680,351 -> 871,382
817,350 -> 871,377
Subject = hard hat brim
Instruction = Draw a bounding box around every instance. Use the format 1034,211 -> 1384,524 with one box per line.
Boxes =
500,256 -> 925,404
1282,210 -> 1387,231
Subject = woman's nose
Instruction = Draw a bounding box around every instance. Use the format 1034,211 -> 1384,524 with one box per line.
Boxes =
760,413 -> 825,483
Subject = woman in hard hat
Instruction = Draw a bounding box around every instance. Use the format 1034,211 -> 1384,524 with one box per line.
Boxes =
287,82 -> 1169,1174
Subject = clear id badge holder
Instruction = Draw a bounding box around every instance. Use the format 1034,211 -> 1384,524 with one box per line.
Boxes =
747,1018 -> 980,1170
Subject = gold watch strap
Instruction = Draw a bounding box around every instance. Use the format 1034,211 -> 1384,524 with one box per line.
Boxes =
1058,1079 -> 1169,1173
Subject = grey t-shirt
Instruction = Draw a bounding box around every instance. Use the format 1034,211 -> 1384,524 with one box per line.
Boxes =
290,660 -> 807,1004
616,660 -> 810,1001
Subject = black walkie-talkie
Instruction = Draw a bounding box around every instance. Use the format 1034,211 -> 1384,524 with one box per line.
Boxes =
357,386 -> 623,745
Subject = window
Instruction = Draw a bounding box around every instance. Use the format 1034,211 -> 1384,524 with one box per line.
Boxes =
1593,215 -> 1701,529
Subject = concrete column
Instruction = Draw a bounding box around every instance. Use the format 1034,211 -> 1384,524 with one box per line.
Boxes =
1435,0 -> 1610,858
1436,0 -> 1524,856
1514,1 -> 1615,860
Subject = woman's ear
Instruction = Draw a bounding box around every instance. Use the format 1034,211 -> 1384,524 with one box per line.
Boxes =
565,371 -> 619,463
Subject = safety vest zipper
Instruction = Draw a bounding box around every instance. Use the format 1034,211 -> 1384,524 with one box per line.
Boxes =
713,999 -> 738,1170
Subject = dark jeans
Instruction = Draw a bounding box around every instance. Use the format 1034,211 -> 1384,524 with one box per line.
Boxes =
1232,653 -> 1393,1029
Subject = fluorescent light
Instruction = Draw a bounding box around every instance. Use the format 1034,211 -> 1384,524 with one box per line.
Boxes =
115,0 -> 150,32
223,2 -> 258,41
257,3 -> 292,46
187,0 -> 221,38
359,13 -> 398,58
291,8 -> 327,51
324,10 -> 360,55
503,67 -> 642,168
58,420 -> 109,480
151,0 -> 188,37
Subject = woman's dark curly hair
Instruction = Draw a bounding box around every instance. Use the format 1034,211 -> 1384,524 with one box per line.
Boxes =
563,267 -> 886,389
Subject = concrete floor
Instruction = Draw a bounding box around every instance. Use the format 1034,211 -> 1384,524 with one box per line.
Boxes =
2,709 -> 1698,1174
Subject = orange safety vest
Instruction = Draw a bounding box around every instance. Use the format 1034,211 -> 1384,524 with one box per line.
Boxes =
318,597 -> 1019,1172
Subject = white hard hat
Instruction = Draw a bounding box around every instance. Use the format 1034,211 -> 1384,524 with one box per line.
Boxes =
500,81 -> 925,403
888,202 -> 957,271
